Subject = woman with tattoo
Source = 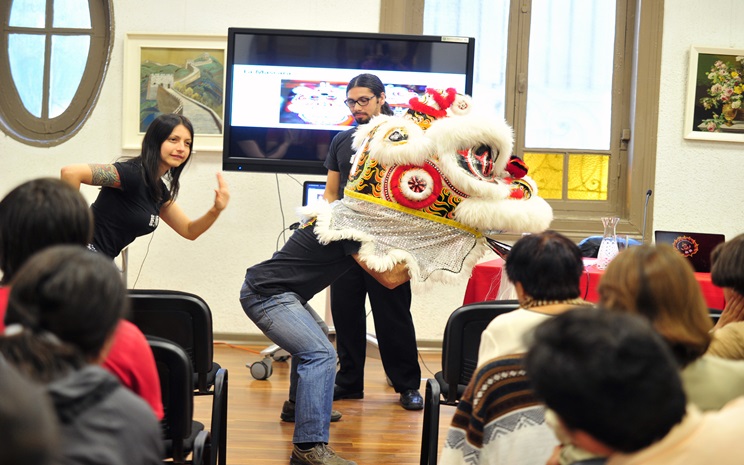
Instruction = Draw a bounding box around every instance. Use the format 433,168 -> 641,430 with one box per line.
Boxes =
61,113 -> 230,259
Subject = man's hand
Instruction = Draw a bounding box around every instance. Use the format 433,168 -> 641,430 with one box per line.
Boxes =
353,255 -> 411,289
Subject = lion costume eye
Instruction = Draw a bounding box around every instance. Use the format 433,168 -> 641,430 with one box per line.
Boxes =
386,128 -> 409,143
456,144 -> 500,181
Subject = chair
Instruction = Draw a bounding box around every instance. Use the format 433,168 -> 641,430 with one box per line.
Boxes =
128,289 -> 228,465
148,336 -> 211,465
420,299 -> 520,465
440,355 -> 557,465
209,365 -> 228,465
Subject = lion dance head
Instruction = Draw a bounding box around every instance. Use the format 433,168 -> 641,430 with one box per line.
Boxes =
307,88 -> 553,283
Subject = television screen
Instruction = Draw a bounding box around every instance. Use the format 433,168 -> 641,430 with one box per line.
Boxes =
222,28 -> 475,175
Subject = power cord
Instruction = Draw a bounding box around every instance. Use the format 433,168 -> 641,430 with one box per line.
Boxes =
131,229 -> 155,289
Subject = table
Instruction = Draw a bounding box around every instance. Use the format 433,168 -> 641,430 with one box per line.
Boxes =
464,257 -> 726,310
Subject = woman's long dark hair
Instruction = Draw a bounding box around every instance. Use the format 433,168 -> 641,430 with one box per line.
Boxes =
136,113 -> 195,203
347,73 -> 393,116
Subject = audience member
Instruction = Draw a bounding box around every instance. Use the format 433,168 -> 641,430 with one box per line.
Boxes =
477,230 -> 592,366
240,219 -> 410,465
599,244 -> 744,411
323,73 -> 422,410
0,357 -> 58,465
439,354 -> 558,465
708,233 -> 744,359
0,245 -> 163,465
61,113 -> 229,259
525,307 -> 744,465
0,178 -> 163,419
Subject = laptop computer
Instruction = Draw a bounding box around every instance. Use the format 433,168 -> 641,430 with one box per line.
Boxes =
302,181 -> 326,207
654,230 -> 725,273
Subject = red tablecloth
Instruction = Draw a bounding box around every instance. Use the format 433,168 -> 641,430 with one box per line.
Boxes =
464,258 -> 726,310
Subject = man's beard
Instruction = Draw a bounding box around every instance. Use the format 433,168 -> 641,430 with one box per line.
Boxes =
354,113 -> 371,125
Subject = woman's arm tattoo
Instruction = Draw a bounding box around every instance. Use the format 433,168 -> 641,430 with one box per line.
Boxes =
89,164 -> 121,187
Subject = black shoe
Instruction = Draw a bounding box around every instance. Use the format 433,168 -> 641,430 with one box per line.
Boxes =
333,385 -> 364,401
280,400 -> 342,422
399,389 -> 423,410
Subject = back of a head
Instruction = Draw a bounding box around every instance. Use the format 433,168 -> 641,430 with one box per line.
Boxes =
0,359 -> 58,465
0,178 -> 92,284
525,307 -> 686,453
505,230 -> 584,300
711,233 -> 744,296
3,245 -> 127,380
598,244 -> 712,366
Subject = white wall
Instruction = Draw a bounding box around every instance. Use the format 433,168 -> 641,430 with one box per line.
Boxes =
0,0 -> 470,343
3,1 -> 742,344
655,1 -> 744,237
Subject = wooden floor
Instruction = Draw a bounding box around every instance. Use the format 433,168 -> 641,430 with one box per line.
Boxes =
193,343 -> 452,465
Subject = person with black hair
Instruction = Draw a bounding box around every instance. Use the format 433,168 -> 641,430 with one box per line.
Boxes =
323,73 -> 423,410
61,113 -> 229,259
708,233 -> 744,359
1,245 -> 163,465
477,230 -> 592,366
526,307 -> 744,465
0,358 -> 58,465
0,178 -> 164,420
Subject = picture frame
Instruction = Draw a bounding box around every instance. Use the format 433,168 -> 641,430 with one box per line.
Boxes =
122,33 -> 227,151
684,46 -> 744,142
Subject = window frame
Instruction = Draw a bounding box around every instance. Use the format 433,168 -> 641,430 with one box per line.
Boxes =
0,0 -> 114,147
383,0 -> 661,241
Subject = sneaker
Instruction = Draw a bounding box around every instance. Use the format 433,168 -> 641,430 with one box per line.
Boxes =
280,400 -> 342,422
290,443 -> 357,465
399,389 -> 424,410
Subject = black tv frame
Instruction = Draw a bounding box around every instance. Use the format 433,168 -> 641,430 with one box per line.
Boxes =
222,28 -> 475,175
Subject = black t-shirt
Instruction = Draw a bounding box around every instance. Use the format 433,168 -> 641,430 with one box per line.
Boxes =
91,160 -> 170,258
323,128 -> 357,199
244,223 -> 360,303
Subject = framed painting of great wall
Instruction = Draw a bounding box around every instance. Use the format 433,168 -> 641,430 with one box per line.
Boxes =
123,34 -> 226,151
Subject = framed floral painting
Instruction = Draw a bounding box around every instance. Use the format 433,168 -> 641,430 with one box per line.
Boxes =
684,46 -> 744,142
122,33 -> 226,151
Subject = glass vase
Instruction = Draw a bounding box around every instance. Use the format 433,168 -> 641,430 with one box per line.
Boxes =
596,216 -> 620,270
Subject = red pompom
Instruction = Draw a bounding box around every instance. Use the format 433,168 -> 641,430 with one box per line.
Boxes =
505,155 -> 528,179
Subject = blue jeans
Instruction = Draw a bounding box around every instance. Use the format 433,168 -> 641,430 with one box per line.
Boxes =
240,281 -> 336,444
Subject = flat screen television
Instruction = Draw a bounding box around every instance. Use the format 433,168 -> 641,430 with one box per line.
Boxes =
222,28 -> 475,175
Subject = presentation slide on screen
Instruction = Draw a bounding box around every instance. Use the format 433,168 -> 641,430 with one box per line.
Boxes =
229,65 -> 466,130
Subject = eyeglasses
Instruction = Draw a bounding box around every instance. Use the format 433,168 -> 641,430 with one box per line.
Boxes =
344,95 -> 377,108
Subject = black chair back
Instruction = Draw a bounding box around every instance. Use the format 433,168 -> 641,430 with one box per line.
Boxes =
130,290 -> 228,465
128,289 -> 217,393
148,336 -> 210,464
420,299 -> 520,465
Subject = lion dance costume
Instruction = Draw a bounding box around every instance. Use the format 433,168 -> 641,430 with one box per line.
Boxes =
304,88 -> 553,283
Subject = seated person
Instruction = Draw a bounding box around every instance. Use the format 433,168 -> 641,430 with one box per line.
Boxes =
525,307 -> 744,465
708,233 -> 744,360
439,354 -> 558,465
599,244 -> 744,411
477,230 -> 592,366
0,245 -> 163,465
0,178 -> 163,419
0,358 -> 58,465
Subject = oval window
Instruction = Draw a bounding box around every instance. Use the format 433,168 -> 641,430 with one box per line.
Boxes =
0,0 -> 113,146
